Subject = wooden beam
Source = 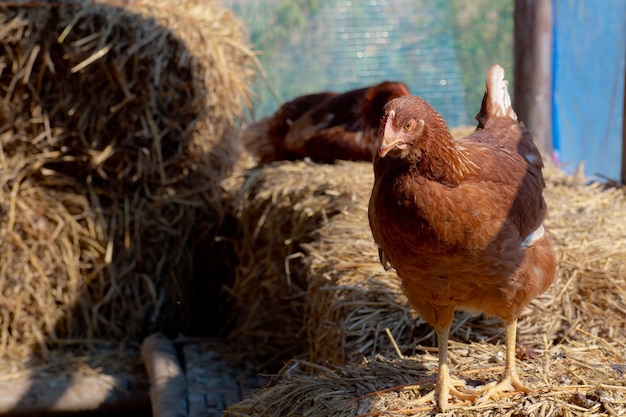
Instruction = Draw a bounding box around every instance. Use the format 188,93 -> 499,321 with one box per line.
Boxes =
0,373 -> 149,414
622,59 -> 626,185
142,333 -> 188,417
513,0 -> 553,158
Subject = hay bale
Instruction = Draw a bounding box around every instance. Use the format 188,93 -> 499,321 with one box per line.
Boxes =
224,160 -> 364,367
223,155 -> 626,415
0,0 -> 255,358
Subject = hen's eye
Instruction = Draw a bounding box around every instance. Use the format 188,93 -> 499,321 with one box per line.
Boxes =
403,121 -> 412,131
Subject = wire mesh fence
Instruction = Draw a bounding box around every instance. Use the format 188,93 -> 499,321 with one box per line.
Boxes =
220,0 -> 513,128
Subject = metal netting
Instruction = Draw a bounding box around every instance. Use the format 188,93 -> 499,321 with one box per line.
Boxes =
221,0 -> 514,128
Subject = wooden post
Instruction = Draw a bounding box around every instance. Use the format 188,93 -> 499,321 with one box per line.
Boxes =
142,333 -> 188,417
513,0 -> 553,158
621,61 -> 626,185
0,374 -> 149,414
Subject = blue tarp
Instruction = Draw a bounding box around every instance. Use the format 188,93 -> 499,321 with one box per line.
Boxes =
552,0 -> 626,181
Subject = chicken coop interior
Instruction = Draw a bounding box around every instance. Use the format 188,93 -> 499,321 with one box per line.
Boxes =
0,0 -> 624,416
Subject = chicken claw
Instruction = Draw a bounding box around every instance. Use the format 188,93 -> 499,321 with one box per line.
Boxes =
477,374 -> 532,404
435,370 -> 477,411
409,389 -> 473,411
476,320 -> 535,404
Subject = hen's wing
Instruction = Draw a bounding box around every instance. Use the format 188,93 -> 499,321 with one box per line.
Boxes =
267,92 -> 338,141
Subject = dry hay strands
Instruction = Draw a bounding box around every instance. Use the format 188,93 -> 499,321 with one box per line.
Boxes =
0,0 -> 257,357
0,0 -> 256,188
0,165 -> 107,360
223,160 -> 367,369
224,346 -> 626,417
0,124 -> 229,359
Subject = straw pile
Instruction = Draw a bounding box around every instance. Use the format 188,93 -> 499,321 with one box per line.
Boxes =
0,0 -> 255,359
225,348 -> 625,417
224,161 -> 365,367
224,132 -> 626,414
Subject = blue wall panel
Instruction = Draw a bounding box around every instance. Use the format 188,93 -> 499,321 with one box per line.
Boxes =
552,0 -> 626,181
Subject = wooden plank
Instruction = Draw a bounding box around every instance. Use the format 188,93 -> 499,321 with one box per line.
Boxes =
141,332 -> 188,417
181,340 -> 268,417
621,59 -> 626,185
513,0 -> 553,157
0,373 -> 150,414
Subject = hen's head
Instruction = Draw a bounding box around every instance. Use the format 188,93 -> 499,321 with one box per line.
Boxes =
377,96 -> 450,158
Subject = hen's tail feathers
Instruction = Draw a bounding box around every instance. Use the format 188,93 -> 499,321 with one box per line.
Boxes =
476,64 -> 518,128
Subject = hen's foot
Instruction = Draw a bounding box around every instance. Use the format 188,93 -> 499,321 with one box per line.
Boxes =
476,374 -> 533,404
436,376 -> 477,411
408,375 -> 476,411
476,320 -> 535,404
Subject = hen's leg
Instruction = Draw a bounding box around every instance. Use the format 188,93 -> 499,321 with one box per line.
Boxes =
477,320 -> 533,402
411,327 -> 476,411
435,327 -> 477,411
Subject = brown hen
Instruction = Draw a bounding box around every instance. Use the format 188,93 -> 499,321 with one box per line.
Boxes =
243,81 -> 410,163
242,91 -> 338,162
285,81 -> 411,162
368,65 -> 556,411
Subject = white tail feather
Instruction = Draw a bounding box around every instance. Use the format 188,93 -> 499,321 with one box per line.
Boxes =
485,64 -> 517,121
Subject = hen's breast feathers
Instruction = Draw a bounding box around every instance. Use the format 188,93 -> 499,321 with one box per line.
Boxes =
369,119 -> 548,282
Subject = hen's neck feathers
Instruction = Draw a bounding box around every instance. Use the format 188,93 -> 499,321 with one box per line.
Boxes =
413,125 -> 477,186
376,114 -> 477,187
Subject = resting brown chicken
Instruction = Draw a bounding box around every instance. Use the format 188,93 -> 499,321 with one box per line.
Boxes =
285,81 -> 411,162
368,65 -> 556,411
242,91 -> 338,162
242,82 -> 410,163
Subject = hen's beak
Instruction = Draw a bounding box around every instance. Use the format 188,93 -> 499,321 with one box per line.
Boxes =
378,136 -> 405,157
378,117 -> 425,157
378,110 -> 400,157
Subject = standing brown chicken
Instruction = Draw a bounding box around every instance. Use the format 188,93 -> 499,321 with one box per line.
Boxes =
368,65 -> 556,411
